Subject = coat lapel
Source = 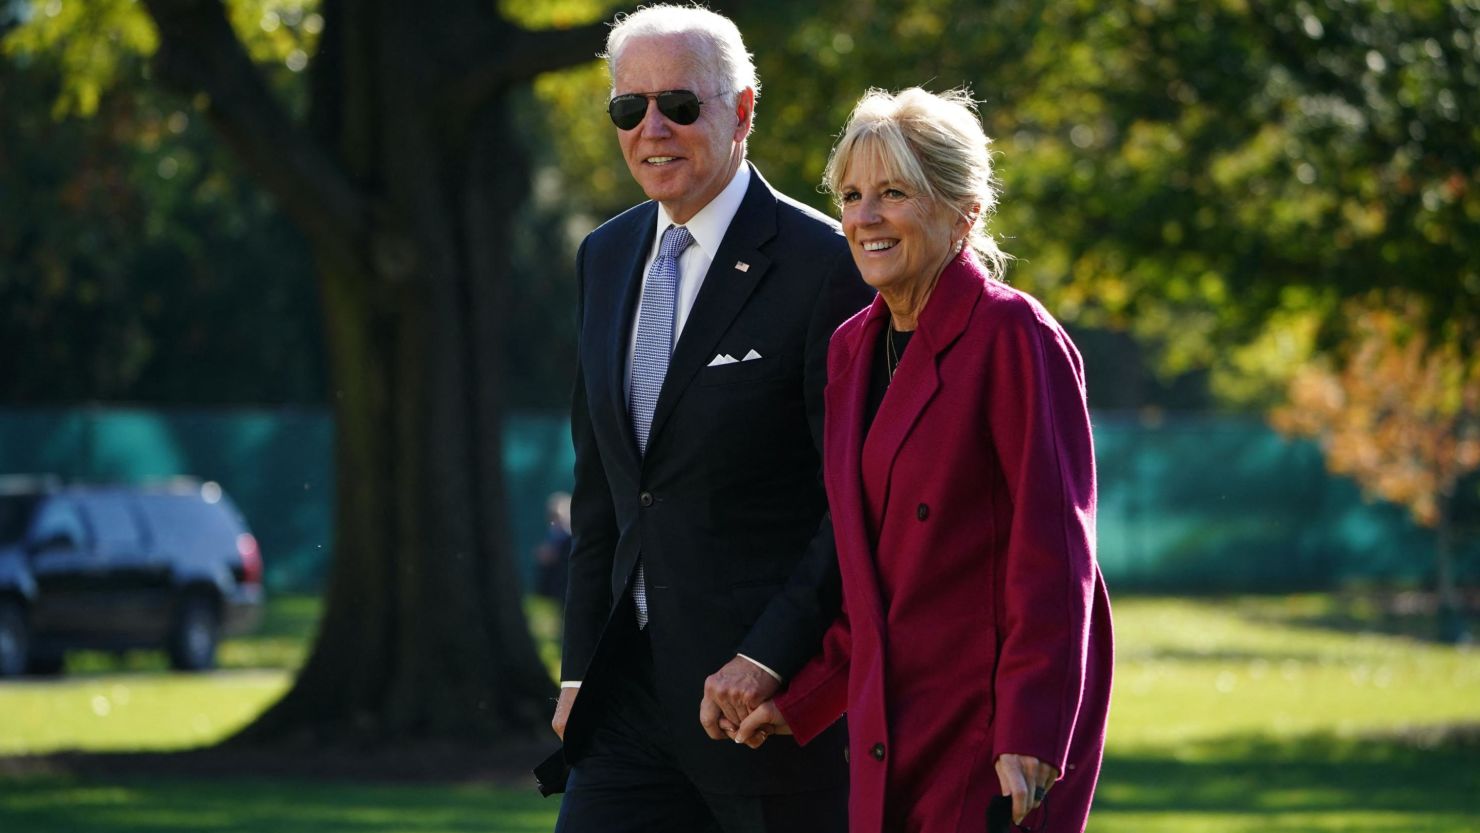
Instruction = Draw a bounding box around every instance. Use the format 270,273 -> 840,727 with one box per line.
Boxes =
859,252 -> 984,524
827,296 -> 891,635
607,207 -> 659,464
646,167 -> 774,448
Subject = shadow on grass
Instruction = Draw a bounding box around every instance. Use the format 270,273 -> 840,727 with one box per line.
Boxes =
1097,726 -> 1480,823
0,739 -> 562,833
0,774 -> 557,833
248,595 -> 325,642
1231,591 -> 1479,645
1119,648 -> 1336,664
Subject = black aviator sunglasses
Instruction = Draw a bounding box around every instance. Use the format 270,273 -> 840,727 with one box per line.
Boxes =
608,89 -> 720,130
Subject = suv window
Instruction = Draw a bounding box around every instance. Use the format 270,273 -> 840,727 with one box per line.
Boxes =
137,494 -> 243,554
29,498 -> 91,550
0,495 -> 38,544
80,493 -> 144,552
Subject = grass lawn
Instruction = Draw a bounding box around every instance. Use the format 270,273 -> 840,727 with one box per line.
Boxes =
1,594 -> 1476,832
0,595 -> 316,756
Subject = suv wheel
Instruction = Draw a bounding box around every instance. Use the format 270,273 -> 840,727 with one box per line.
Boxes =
168,594 -> 220,672
0,599 -> 28,678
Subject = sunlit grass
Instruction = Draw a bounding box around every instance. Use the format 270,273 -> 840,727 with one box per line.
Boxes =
1109,596 -> 1480,751
0,670 -> 290,755
0,596 -> 319,755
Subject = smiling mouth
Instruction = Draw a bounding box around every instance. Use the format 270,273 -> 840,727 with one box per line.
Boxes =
645,156 -> 680,165
862,240 -> 897,252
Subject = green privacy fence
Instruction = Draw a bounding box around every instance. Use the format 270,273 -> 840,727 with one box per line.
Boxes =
1092,413 -> 1463,590
0,407 -> 1463,593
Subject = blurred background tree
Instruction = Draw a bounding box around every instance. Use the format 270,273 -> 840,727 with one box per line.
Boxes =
1274,294 -> 1479,642
3,0 -> 1477,755
4,0 -> 616,745
0,1 -> 323,404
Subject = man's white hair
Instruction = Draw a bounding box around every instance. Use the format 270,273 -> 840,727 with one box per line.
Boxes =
603,4 -> 761,103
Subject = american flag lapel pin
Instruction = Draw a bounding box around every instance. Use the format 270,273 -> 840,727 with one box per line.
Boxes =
735,261 -> 750,272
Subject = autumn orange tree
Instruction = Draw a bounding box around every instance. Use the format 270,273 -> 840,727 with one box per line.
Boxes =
1273,295 -> 1480,641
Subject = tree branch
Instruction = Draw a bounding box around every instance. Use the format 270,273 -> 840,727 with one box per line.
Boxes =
140,0 -> 367,266
443,19 -> 612,126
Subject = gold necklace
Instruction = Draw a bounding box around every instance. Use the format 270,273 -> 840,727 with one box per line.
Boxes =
885,321 -> 901,382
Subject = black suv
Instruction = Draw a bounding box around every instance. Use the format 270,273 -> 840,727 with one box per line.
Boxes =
0,478 -> 264,676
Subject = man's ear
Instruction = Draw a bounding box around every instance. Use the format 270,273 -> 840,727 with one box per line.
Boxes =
734,88 -> 756,136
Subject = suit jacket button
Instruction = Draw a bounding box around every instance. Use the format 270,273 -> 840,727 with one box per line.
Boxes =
639,492 -> 654,507
916,503 -> 929,521
870,742 -> 885,760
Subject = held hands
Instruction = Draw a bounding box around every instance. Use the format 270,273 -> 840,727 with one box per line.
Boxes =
730,700 -> 792,748
995,753 -> 1058,825
699,655 -> 782,740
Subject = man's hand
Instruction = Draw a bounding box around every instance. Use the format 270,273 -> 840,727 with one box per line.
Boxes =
732,700 -> 792,748
552,686 -> 579,741
699,655 -> 781,740
995,753 -> 1058,824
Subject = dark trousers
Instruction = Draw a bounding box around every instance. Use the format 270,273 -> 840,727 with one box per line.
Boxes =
554,620 -> 847,833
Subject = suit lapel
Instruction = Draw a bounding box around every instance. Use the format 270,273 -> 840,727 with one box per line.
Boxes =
646,169 -> 775,448
859,252 -> 983,524
828,297 -> 890,636
606,207 -> 659,464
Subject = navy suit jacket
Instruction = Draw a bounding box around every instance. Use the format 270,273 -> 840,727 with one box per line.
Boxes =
561,164 -> 871,793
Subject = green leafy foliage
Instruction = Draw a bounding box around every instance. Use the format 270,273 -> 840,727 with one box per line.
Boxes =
531,0 -> 1478,410
3,0 -> 321,116
1,14 -> 323,403
6,0 -> 1478,418
2,0 -> 155,117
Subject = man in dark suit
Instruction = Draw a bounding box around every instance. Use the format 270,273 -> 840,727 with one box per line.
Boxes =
548,6 -> 871,833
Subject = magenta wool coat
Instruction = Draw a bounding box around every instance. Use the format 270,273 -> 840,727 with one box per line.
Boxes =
774,251 -> 1114,833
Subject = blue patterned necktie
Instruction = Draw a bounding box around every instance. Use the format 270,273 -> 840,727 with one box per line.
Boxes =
629,224 -> 693,627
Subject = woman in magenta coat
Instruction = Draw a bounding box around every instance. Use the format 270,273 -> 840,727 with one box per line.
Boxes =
732,88 -> 1114,833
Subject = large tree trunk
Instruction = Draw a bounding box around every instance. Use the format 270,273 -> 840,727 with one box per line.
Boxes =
140,0 -> 611,743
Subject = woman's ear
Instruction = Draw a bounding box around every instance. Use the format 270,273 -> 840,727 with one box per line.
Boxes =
957,202 -> 981,238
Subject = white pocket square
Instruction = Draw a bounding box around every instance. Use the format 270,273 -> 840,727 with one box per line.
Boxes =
742,349 -> 763,361
707,353 -> 739,366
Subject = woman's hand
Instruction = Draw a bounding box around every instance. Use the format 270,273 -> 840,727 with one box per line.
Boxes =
729,700 -> 793,748
995,753 -> 1058,824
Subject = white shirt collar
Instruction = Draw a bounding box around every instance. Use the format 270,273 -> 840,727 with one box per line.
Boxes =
654,162 -> 752,259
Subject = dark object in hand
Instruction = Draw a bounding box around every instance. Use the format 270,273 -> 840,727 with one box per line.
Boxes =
533,748 -> 569,797
988,793 -> 1048,832
987,795 -> 1013,833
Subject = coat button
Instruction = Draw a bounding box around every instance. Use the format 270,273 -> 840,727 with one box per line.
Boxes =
870,742 -> 885,760
916,503 -> 929,521
639,492 -> 654,507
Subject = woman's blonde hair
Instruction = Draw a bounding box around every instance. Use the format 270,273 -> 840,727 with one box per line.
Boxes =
823,87 -> 1009,279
